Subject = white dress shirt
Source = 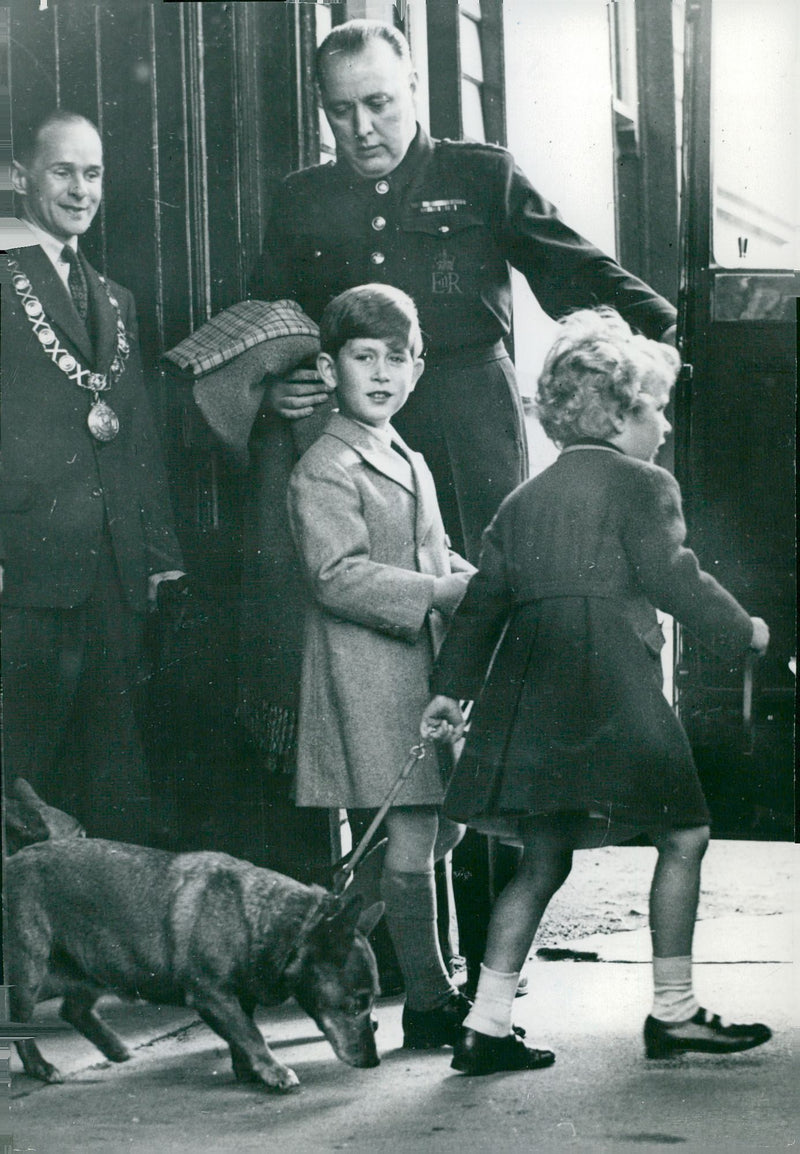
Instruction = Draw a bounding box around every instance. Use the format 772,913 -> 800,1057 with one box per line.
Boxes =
22,219 -> 78,292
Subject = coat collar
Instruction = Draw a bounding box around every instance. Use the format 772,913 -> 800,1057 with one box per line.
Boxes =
323,412 -> 416,494
323,412 -> 437,547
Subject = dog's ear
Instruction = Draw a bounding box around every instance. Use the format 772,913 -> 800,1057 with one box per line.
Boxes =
357,901 -> 384,938
11,778 -> 44,805
323,889 -> 364,935
303,891 -> 368,962
3,778 -> 85,852
4,796 -> 49,855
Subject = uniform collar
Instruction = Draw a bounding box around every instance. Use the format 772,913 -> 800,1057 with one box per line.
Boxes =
333,124 -> 432,198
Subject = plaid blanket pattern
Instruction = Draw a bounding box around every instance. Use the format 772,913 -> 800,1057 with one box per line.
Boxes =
164,299 -> 319,377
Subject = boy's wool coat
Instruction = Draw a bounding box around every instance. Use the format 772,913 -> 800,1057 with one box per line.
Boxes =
288,412 -> 474,807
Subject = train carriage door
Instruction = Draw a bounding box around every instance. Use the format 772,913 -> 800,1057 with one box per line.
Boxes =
675,0 -> 797,838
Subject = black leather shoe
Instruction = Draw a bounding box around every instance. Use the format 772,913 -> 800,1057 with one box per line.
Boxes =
451,1028 -> 556,1076
402,991 -> 472,1049
644,1008 -> 772,1059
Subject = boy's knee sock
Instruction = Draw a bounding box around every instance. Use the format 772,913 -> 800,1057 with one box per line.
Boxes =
380,867 -> 454,1011
463,963 -> 519,1038
651,955 -> 700,1023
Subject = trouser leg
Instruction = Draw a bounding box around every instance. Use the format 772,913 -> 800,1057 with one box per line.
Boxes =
1,603 -> 86,806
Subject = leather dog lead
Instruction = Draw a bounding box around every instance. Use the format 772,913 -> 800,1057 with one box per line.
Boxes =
332,741 -> 429,896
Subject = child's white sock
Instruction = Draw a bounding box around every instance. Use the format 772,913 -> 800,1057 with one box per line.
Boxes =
651,954 -> 700,1023
463,963 -> 520,1038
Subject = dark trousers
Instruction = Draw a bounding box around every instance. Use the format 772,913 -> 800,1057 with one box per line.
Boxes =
394,344 -> 529,560
2,538 -> 151,843
394,344 -> 528,980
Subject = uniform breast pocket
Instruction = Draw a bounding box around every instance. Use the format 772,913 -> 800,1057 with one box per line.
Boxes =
401,209 -> 492,297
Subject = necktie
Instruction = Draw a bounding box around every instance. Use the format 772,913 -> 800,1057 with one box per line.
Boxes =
61,245 -> 89,323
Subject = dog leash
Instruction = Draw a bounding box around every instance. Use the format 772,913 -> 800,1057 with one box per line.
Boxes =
742,649 -> 756,756
332,740 -> 430,895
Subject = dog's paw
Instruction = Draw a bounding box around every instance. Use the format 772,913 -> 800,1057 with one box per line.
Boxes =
25,1061 -> 64,1085
263,1064 -> 301,1093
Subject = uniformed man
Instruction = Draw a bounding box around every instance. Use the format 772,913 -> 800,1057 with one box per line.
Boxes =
251,18 -> 677,561
249,18 -> 677,993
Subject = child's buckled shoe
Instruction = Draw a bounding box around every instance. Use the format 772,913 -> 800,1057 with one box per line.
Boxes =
644,1008 -> 772,1058
451,1027 -> 556,1075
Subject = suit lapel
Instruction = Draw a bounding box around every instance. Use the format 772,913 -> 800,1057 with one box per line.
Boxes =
13,245 -> 94,366
83,255 -> 118,373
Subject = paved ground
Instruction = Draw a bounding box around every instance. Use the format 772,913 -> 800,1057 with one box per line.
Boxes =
5,904 -> 797,1154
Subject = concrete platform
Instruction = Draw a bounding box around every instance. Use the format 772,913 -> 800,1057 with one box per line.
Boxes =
552,912 -> 797,964
6,912 -> 798,1154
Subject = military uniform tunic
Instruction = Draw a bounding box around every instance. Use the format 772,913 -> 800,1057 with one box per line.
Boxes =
252,126 -> 676,559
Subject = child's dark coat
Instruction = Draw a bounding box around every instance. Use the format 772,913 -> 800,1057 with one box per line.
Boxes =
432,444 -> 754,840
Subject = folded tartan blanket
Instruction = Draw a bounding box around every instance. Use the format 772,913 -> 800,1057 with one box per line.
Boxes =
163,299 -> 321,463
163,299 -> 319,376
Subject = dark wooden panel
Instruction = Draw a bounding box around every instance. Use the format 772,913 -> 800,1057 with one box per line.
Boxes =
93,5 -> 160,364
426,1 -> 461,140
152,2 -> 194,354
8,7 -> 58,148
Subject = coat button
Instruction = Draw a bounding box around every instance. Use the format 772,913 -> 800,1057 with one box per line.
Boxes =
375,180 -> 390,194
91,488 -> 103,498
370,252 -> 385,265
438,224 -> 450,234
371,215 -> 386,231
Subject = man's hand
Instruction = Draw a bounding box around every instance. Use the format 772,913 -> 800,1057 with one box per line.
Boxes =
749,616 -> 770,656
147,570 -> 187,606
421,695 -> 465,743
267,369 -> 334,420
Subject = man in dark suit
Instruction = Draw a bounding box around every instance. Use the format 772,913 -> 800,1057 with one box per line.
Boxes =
1,110 -> 184,843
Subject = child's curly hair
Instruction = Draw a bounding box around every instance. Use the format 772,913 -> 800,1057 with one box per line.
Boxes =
535,307 -> 680,447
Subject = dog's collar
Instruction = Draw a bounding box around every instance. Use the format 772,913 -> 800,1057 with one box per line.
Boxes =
272,889 -> 334,981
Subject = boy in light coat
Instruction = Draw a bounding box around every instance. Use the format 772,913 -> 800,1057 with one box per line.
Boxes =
288,285 -> 475,1049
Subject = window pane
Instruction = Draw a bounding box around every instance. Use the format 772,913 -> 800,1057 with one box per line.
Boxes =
461,78 -> 485,142
315,2 -> 332,44
459,14 -> 484,82
712,0 -> 798,269
459,0 -> 483,20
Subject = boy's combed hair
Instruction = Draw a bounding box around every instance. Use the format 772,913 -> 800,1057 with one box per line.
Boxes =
535,307 -> 680,446
319,284 -> 424,359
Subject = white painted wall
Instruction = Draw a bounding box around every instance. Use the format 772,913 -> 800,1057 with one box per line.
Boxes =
503,0 -> 619,473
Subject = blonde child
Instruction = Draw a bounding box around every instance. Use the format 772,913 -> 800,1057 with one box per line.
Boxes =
423,307 -> 771,1074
